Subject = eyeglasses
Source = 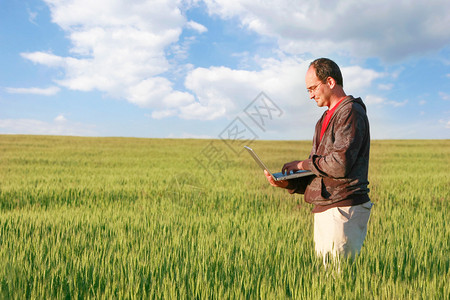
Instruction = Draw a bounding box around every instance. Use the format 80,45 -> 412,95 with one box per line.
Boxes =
307,82 -> 323,94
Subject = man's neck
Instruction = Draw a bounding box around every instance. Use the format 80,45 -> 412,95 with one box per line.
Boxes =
328,91 -> 347,110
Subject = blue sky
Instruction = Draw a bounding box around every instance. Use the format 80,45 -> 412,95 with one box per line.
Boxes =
1,0 -> 449,140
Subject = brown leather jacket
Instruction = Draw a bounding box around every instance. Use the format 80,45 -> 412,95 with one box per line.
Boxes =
286,96 -> 370,207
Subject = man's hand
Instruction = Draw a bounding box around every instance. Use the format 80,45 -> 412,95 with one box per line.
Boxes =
264,170 -> 289,188
282,160 -> 304,175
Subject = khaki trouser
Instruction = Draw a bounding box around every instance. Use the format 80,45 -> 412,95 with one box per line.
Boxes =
314,201 -> 373,260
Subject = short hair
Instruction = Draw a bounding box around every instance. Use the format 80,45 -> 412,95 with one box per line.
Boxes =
309,58 -> 343,87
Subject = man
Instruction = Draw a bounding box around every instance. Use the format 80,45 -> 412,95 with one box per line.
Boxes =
264,58 -> 373,261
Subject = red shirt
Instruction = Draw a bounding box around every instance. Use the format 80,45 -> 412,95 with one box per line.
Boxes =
320,97 -> 346,141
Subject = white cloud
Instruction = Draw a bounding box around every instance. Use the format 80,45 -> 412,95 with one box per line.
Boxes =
388,100 -> 408,107
27,6 -> 38,25
21,52 -> 65,67
125,77 -> 196,110
203,0 -> 450,61
440,92 -> 450,101
365,95 -> 408,107
18,0 -> 407,125
181,58 -> 309,120
5,86 -> 60,96
0,117 -> 96,136
341,66 -> 383,95
54,114 -> 67,122
441,119 -> 450,129
151,110 -> 177,119
180,57 -> 383,120
45,0 -> 185,31
186,20 -> 208,33
23,0 -> 191,111
365,95 -> 386,105
378,83 -> 394,91
168,36 -> 197,61
370,119 -> 449,139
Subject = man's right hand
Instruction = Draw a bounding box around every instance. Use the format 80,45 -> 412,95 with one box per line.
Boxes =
264,170 -> 289,188
282,160 -> 304,175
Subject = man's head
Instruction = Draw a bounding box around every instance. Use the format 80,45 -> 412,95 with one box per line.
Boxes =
309,58 -> 343,87
306,58 -> 346,108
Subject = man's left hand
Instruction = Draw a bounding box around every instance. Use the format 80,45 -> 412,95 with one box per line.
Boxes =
264,170 -> 289,188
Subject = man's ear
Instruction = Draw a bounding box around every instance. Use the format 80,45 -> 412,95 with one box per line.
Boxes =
327,76 -> 336,89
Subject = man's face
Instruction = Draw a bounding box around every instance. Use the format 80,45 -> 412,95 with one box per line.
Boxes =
305,67 -> 330,108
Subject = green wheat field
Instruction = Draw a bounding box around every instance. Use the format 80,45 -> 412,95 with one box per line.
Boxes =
0,135 -> 449,299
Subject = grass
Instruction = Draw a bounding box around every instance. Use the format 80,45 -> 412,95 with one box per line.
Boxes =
0,135 -> 449,299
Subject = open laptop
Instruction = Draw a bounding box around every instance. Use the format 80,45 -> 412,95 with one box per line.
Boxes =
244,146 -> 314,181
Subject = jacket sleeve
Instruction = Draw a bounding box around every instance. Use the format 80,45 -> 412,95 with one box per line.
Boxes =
303,105 -> 368,179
